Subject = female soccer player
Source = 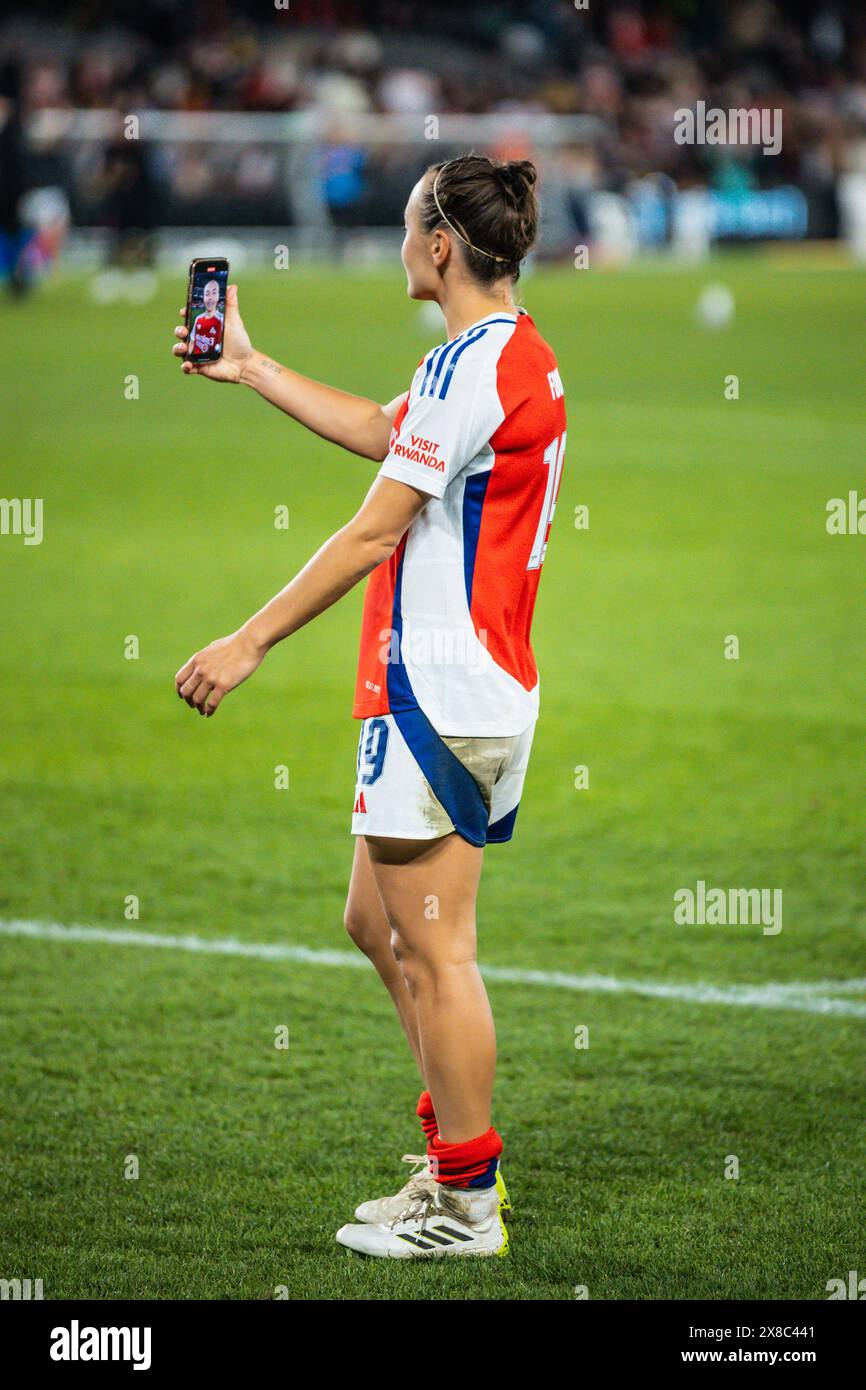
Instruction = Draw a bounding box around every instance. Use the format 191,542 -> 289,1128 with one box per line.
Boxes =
189,277 -> 224,357
172,154 -> 566,1259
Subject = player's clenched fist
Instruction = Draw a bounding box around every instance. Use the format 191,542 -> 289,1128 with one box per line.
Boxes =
175,628 -> 267,717
172,283 -> 254,384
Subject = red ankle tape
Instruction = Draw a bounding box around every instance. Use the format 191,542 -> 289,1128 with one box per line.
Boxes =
416,1090 -> 438,1141
428,1127 -> 503,1188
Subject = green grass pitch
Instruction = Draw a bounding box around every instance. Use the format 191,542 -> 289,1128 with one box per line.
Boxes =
0,258 -> 864,1299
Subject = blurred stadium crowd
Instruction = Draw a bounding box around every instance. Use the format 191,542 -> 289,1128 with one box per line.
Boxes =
2,0 -> 866,283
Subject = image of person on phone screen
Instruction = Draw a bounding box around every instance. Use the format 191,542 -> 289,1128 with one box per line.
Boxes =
189,279 -> 224,357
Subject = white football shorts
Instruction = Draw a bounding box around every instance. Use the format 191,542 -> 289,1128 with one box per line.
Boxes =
351,712 -> 535,847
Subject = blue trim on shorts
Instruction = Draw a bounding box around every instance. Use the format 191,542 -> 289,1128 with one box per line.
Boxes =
486,804 -> 520,844
386,549 -> 489,848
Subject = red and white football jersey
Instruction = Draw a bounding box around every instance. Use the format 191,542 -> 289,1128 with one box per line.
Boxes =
190,310 -> 223,356
353,310 -> 566,736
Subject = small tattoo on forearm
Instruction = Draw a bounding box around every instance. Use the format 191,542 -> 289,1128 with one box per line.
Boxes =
260,357 -> 282,377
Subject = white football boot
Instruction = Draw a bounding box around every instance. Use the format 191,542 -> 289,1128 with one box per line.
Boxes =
354,1155 -> 513,1225
336,1182 -> 509,1259
354,1155 -> 435,1225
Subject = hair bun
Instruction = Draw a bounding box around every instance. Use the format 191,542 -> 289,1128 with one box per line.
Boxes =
496,160 -> 537,206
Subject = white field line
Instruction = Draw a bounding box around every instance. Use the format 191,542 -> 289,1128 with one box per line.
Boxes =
0,918 -> 864,1019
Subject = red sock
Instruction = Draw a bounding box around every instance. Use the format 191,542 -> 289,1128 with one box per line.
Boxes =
428,1127 -> 503,1189
416,1090 -> 438,1142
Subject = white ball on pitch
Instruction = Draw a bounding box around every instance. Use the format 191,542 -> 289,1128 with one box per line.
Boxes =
416,301 -> 445,337
88,270 -> 124,305
695,283 -> 735,330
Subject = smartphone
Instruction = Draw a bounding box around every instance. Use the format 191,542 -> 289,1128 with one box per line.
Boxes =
185,257 -> 229,363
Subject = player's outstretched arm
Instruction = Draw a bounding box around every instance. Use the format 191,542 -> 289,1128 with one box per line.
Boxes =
172,284 -> 404,461
175,477 -> 428,718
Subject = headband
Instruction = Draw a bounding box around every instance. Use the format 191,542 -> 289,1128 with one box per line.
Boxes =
431,163 -> 510,264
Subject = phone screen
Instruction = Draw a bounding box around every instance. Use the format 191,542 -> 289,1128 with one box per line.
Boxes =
187,260 -> 228,362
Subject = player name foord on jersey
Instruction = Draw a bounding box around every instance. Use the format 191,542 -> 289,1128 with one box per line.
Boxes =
49,1321 -> 152,1371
